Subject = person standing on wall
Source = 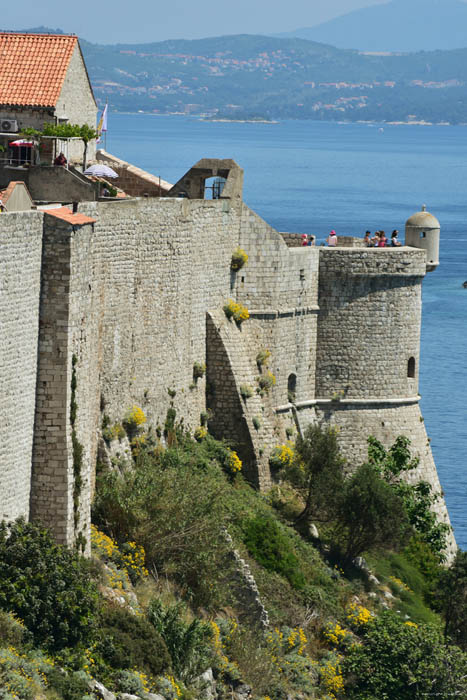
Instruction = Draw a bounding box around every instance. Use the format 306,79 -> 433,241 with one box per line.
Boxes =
326,230 -> 337,246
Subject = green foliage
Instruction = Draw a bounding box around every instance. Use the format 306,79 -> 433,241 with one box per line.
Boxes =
368,436 -> 451,559
334,462 -> 409,565
0,610 -> 26,647
239,383 -> 254,399
243,515 -> 306,590
46,667 -> 93,700
92,436 -> 234,608
366,548 -> 442,626
114,669 -> 147,694
256,349 -> 271,367
288,424 -> 344,524
0,647 -> 54,700
343,611 -> 467,699
437,549 -> 467,650
252,415 -> 261,431
193,361 -> 206,380
148,598 -> 213,681
0,518 -> 98,652
97,604 -> 170,677
257,370 -> 276,394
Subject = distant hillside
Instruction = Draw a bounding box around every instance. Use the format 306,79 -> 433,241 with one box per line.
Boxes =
0,26 -> 65,35
78,33 -> 467,124
278,0 -> 467,52
3,28 -> 467,123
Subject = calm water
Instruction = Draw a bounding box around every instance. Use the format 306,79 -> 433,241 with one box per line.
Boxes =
105,114 -> 467,549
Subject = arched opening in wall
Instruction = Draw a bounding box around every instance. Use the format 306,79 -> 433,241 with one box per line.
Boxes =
204,176 -> 226,199
407,357 -> 416,378
288,373 -> 297,403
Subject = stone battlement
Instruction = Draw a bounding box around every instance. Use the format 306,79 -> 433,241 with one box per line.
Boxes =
0,158 -> 455,556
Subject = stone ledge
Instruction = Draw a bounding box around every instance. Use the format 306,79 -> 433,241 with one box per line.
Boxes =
248,306 -> 319,319
275,395 -> 421,412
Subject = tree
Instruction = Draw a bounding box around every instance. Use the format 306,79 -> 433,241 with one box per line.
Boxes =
289,424 -> 345,525
0,518 -> 98,651
335,462 -> 409,565
368,436 -> 451,559
438,550 -> 467,650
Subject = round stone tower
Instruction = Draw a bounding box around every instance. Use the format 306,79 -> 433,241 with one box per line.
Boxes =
405,205 -> 440,272
312,244 -> 455,557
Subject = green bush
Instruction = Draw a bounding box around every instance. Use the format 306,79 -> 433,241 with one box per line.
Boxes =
0,518 -> 98,652
437,549 -> 467,650
334,462 -> 409,565
46,667 -> 93,700
148,598 -> 213,681
243,515 -> 306,590
288,424 -> 345,525
97,604 -> 170,677
0,610 -> 26,647
368,436 -> 451,559
92,436 -> 235,608
343,611 -> 467,699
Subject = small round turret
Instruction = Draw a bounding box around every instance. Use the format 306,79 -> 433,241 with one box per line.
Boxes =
405,205 -> 440,272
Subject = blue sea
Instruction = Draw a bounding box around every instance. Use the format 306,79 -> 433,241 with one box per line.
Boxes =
104,114 -> 467,549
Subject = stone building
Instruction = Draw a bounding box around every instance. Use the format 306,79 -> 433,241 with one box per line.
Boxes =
0,152 -> 455,557
0,32 -> 97,166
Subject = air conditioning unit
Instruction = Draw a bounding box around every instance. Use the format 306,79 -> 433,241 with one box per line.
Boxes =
1,119 -> 19,133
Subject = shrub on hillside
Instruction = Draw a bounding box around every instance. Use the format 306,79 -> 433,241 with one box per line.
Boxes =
333,462 -> 410,565
437,549 -> 467,650
288,424 -> 345,525
92,436 -> 235,608
0,518 -> 98,652
243,515 -> 306,590
97,604 -> 170,677
148,598 -> 214,681
343,610 -> 467,699
0,610 -> 26,647
368,435 -> 451,559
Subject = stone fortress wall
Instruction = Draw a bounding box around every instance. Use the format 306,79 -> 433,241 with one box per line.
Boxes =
0,157 -> 455,554
0,212 -> 43,523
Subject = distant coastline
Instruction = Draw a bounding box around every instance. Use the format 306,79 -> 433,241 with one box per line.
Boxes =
107,111 -> 467,127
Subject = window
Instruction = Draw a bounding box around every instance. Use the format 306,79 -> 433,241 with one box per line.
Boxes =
408,357 -> 416,378
204,176 -> 226,199
288,373 -> 297,403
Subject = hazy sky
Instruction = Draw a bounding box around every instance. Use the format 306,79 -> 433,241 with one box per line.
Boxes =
1,0 -> 389,44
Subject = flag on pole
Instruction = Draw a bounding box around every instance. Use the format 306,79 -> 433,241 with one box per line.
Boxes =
97,104 -> 108,143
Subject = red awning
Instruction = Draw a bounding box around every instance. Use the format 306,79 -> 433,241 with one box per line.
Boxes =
9,139 -> 34,147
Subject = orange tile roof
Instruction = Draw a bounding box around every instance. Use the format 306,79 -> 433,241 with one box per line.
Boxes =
44,206 -> 96,226
0,33 -> 78,108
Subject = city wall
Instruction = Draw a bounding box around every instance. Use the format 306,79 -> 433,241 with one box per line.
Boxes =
0,177 -> 456,553
0,212 -> 43,522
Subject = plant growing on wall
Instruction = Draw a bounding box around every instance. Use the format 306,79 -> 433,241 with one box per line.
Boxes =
240,384 -> 254,400
256,349 -> 271,368
258,370 -> 276,395
193,362 -> 206,380
123,405 -> 147,440
223,299 -> 249,324
231,248 -> 248,271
